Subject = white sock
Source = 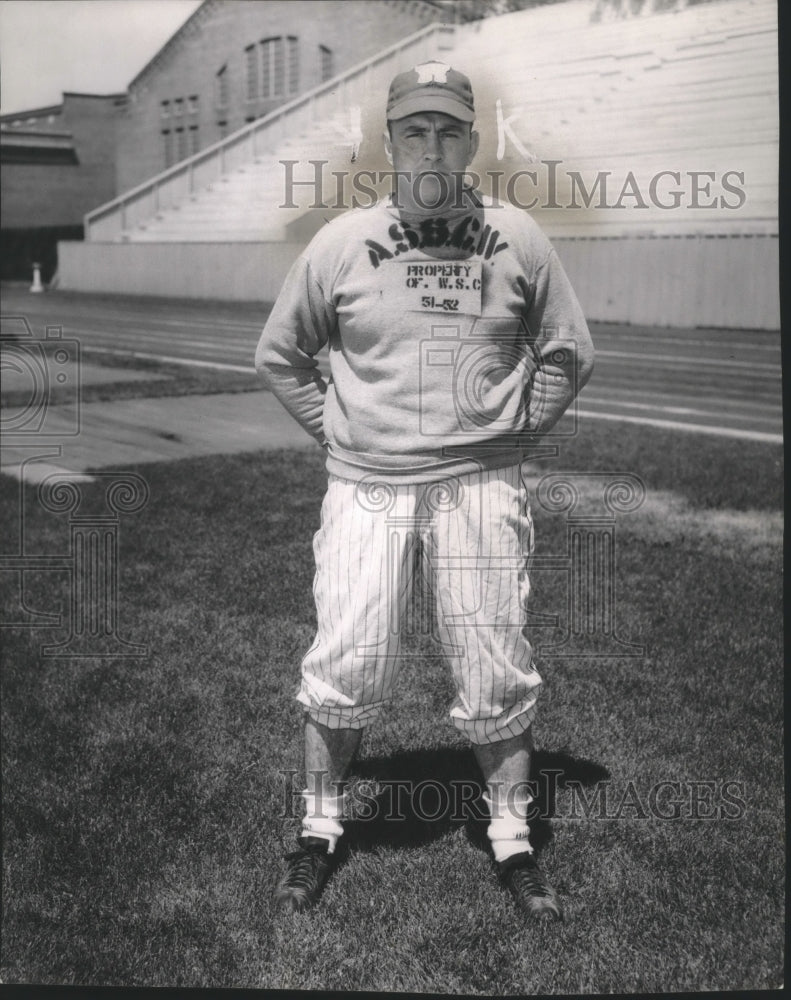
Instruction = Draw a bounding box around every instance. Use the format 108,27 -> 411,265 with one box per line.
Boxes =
484,792 -> 535,863
301,790 -> 346,854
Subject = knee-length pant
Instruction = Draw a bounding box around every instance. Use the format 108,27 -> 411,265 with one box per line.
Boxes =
297,463 -> 542,745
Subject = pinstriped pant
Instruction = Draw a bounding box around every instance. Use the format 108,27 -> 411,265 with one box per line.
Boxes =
298,463 -> 542,745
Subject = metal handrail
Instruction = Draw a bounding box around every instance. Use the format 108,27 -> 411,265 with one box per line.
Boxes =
85,21 -> 454,236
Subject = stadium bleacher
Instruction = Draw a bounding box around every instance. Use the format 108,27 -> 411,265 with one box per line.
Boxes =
85,0 -> 777,244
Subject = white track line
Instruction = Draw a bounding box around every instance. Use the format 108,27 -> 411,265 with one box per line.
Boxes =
575,409 -> 783,443
84,346 -> 255,373
64,326 -> 255,355
595,335 -> 780,353
581,394 -> 782,418
596,349 -> 780,373
38,308 -> 261,333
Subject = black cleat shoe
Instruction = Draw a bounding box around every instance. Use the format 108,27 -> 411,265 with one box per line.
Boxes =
274,836 -> 336,913
496,851 -> 564,922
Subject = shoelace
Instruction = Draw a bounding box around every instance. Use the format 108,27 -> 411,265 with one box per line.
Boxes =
510,864 -> 552,898
283,848 -> 325,890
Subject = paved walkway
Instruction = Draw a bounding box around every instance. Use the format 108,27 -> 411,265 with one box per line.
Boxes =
1,386 -> 318,484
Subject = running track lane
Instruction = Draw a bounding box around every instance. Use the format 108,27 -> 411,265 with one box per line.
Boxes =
0,288 -> 782,444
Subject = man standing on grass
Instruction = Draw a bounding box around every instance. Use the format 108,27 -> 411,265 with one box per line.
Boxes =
255,61 -> 593,921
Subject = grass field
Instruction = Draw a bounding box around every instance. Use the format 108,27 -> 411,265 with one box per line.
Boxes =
0,369 -> 784,992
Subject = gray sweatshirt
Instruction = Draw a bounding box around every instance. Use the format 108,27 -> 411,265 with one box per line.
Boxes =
255,192 -> 594,483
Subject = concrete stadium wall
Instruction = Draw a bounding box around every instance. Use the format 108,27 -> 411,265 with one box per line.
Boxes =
56,241 -> 304,302
57,234 -> 780,329
554,234 -> 779,330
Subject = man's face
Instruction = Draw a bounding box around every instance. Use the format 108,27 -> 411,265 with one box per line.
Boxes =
384,111 -> 479,213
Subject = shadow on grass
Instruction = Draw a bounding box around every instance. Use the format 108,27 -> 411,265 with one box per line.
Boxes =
340,745 -> 609,861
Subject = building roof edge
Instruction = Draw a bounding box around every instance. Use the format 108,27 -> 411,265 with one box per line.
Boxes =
126,0 -> 447,92
127,0 -> 215,92
0,92 -> 125,122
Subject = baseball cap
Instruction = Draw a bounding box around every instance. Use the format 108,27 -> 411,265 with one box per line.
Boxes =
386,61 -> 475,123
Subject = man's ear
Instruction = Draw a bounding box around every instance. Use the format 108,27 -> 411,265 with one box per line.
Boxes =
468,129 -> 480,165
383,129 -> 393,165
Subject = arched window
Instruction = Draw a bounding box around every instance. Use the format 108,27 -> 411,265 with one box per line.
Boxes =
260,36 -> 299,99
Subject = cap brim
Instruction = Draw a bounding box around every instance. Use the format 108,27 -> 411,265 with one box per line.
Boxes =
387,94 -> 474,123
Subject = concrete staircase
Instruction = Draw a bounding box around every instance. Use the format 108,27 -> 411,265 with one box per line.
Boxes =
86,22 -> 456,243
117,109 -> 365,242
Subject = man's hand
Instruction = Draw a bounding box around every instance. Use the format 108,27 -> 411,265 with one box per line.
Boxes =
526,341 -> 585,435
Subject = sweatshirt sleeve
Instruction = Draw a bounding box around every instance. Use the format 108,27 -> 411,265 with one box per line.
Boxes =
254,255 -> 336,446
524,248 -> 594,435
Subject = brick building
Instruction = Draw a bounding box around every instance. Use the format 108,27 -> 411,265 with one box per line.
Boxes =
0,92 -> 124,281
117,0 -> 446,192
0,0 -> 447,281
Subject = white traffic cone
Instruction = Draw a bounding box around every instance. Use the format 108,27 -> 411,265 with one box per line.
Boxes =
30,262 -> 44,293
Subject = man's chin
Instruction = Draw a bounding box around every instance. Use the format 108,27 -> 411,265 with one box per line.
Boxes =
404,172 -> 465,212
